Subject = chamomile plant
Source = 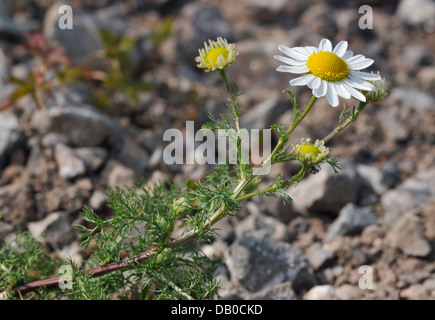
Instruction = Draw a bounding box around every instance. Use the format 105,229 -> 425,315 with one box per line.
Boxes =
0,36 -> 386,300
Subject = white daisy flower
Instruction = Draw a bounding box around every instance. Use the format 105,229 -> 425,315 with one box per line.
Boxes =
195,37 -> 238,72
274,38 -> 381,107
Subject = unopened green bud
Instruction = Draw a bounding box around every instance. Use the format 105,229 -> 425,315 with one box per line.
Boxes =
171,197 -> 190,217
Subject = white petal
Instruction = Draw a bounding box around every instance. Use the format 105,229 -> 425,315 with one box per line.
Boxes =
342,50 -> 353,60
333,41 -> 348,57
334,81 -> 351,99
278,44 -> 308,61
308,75 -> 321,89
319,39 -> 332,52
350,70 -> 382,81
313,80 -> 327,97
274,55 -> 307,66
347,75 -> 377,91
346,54 -> 365,64
292,47 -> 311,55
278,44 -> 292,56
276,65 -> 309,74
343,81 -> 367,102
305,46 -> 320,54
287,49 -> 309,61
326,83 -> 339,107
289,74 -> 315,86
348,58 -> 374,70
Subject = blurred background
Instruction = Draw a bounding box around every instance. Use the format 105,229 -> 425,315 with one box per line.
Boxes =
0,0 -> 434,299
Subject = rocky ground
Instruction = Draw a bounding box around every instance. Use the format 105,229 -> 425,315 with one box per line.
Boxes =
1,0 -> 435,300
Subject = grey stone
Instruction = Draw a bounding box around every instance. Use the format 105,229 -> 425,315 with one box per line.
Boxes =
226,236 -> 315,294
381,168 -> 435,226
41,133 -> 70,148
45,185 -> 84,214
307,248 -> 335,270
245,0 -> 307,20
388,213 -> 431,257
234,210 -> 290,242
290,158 -> 362,215
75,147 -> 108,172
0,181 -> 35,226
324,203 -> 378,243
241,97 -> 289,130
26,142 -> 50,183
43,3 -> 103,64
378,110 -> 409,143
252,194 -> 294,224
299,3 -> 337,38
93,3 -> 130,36
380,161 -> 400,189
31,106 -> 115,147
54,144 -> 86,179
400,284 -> 429,300
360,224 -> 385,246
0,112 -> 21,167
397,0 -> 435,32
417,66 -> 435,91
89,190 -> 109,211
249,281 -> 297,300
173,3 -> 235,64
28,211 -> 75,249
399,46 -> 427,72
116,135 -> 149,174
0,46 -> 10,86
423,278 -> 435,293
334,284 -> 363,300
390,88 -> 435,112
357,164 -> 388,206
107,162 -> 136,189
0,12 -> 25,40
0,1 -> 15,17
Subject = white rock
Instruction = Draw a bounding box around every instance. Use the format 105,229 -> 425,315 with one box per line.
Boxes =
303,285 -> 337,300
89,190 -> 108,210
54,143 -> 86,179
28,211 -> 74,249
0,111 -> 21,166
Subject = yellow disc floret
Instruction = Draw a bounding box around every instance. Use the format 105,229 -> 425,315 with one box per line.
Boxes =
306,52 -> 349,82
205,48 -> 230,68
299,144 -> 321,157
292,138 -> 330,165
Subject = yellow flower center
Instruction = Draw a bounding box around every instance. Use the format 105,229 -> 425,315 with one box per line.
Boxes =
205,48 -> 229,68
300,145 -> 320,156
306,52 -> 349,82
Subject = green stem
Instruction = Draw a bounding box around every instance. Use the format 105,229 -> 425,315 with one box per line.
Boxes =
219,69 -> 240,130
323,101 -> 367,143
262,95 -> 318,169
165,175 -> 253,248
219,69 -> 232,98
236,165 -> 306,202
286,95 -> 318,137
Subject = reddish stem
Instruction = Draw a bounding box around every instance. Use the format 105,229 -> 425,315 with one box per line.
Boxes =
2,247 -> 157,298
